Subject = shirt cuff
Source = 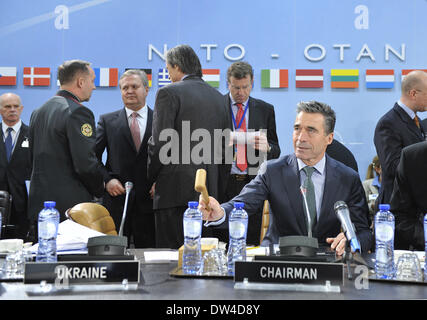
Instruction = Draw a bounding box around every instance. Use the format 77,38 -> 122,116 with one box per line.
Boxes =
204,207 -> 226,227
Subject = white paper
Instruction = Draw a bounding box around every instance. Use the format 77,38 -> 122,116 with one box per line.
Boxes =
143,250 -> 179,262
230,131 -> 261,145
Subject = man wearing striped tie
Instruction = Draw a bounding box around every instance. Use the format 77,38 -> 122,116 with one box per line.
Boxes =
0,93 -> 32,240
374,70 -> 427,209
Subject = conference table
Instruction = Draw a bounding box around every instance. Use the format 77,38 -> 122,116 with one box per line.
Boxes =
0,248 -> 426,302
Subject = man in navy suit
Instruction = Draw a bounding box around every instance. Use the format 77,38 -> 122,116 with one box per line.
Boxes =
96,69 -> 155,248
200,101 -> 372,255
0,93 -> 32,239
374,70 -> 427,207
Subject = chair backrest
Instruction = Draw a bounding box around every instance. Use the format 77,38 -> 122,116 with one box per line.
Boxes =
0,190 -> 11,226
259,200 -> 270,245
65,202 -> 118,236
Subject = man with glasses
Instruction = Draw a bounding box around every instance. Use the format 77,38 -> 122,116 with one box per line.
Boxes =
374,70 -> 427,208
218,61 -> 280,245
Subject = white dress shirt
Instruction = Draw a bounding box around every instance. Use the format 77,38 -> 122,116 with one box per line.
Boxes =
2,120 -> 22,153
125,105 -> 148,142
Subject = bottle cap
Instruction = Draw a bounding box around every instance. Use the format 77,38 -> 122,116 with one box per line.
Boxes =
44,201 -> 56,208
188,201 -> 199,208
234,202 -> 245,209
379,204 -> 390,210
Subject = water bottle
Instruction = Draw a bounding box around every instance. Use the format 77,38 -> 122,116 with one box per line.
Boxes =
374,204 -> 395,279
424,213 -> 427,282
227,202 -> 248,276
182,201 -> 202,274
36,201 -> 60,263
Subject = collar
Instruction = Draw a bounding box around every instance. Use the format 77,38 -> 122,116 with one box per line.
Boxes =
57,89 -> 81,103
296,154 -> 326,176
397,100 -> 416,119
229,93 -> 249,107
2,120 -> 22,135
125,105 -> 147,118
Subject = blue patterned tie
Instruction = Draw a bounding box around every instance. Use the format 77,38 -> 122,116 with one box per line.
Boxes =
5,127 -> 13,162
302,166 -> 317,231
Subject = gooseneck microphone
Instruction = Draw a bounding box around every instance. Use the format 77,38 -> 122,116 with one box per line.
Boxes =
118,182 -> 133,237
300,186 -> 312,238
333,201 -> 361,253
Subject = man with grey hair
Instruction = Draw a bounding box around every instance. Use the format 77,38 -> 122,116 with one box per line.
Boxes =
148,44 -> 231,249
374,70 -> 427,208
0,93 -> 31,239
28,60 -> 104,235
96,69 -> 155,247
200,101 -> 372,255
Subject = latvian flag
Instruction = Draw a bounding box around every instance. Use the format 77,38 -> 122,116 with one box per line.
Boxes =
401,69 -> 427,81
295,69 -> 323,88
331,69 -> 359,88
0,67 -> 17,86
23,67 -> 50,86
366,70 -> 394,89
158,68 -> 171,87
94,68 -> 118,87
202,69 -> 220,88
261,69 -> 288,88
125,68 -> 152,87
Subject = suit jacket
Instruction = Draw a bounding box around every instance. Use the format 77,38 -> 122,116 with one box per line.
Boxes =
222,154 -> 372,252
95,107 -> 153,227
224,94 -> 280,171
374,103 -> 425,206
148,75 -> 231,210
390,141 -> 427,250
28,90 -> 104,222
326,139 -> 358,173
0,122 -> 31,228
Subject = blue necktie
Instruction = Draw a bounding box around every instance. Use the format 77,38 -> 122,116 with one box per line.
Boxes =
5,127 -> 13,162
302,166 -> 317,231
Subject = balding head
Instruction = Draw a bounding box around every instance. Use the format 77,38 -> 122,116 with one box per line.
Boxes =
0,93 -> 23,126
400,70 -> 427,112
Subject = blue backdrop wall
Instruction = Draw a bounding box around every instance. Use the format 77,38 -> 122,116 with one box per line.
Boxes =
1,0 -> 426,177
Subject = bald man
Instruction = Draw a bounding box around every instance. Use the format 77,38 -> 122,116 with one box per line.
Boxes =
0,93 -> 32,239
374,70 -> 427,208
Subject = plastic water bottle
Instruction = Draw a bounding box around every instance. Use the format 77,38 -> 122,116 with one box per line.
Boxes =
424,213 -> 427,282
182,201 -> 202,274
374,204 -> 395,279
227,202 -> 248,276
36,201 -> 60,263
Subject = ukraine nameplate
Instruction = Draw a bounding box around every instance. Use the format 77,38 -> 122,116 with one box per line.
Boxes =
24,260 -> 140,285
234,260 -> 344,286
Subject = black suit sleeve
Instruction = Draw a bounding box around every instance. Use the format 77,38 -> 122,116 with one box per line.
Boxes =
66,106 -> 104,197
266,105 -> 280,160
95,115 -> 112,183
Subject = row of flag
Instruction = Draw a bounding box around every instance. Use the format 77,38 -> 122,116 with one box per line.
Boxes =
0,67 -> 425,89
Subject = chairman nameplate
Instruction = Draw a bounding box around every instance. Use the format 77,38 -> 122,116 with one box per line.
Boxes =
24,260 -> 140,285
234,260 -> 343,286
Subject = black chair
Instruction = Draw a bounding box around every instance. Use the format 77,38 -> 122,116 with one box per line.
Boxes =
0,190 -> 15,239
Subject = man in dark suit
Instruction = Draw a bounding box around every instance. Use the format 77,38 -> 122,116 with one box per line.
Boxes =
0,93 -> 31,239
390,141 -> 427,250
148,45 -> 231,249
219,61 -> 280,245
326,139 -> 358,173
96,69 -> 155,248
374,70 -> 427,207
28,60 -> 104,230
200,101 -> 372,255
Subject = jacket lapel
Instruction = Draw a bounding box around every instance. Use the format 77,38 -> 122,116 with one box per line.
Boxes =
118,108 -> 137,153
393,103 -> 424,140
0,125 -> 7,163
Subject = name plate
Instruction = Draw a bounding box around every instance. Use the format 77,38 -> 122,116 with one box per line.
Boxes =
24,260 -> 140,285
234,260 -> 343,286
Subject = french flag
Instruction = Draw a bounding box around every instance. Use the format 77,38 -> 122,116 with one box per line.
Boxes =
94,68 -> 118,87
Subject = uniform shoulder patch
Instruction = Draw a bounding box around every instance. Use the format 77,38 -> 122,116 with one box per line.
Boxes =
81,123 -> 93,137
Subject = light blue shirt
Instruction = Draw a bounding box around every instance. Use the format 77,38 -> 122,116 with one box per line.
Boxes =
397,100 -> 416,120
297,155 -> 326,221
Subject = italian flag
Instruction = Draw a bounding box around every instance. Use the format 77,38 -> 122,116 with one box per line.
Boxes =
261,69 -> 288,88
202,69 -> 220,88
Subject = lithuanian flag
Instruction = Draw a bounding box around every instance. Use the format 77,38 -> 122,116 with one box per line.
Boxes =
331,69 -> 359,88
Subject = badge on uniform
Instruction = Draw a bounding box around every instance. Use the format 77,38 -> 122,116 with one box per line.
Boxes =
81,123 -> 93,137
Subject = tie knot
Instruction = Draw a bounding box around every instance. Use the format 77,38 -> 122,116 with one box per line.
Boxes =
6,127 -> 13,133
235,103 -> 243,110
303,166 -> 315,178
131,112 -> 138,119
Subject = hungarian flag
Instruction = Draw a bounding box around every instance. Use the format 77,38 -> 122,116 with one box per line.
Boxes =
366,70 -> 394,89
261,69 -> 288,88
401,69 -> 427,81
94,68 -> 118,87
0,67 -> 17,86
202,69 -> 220,88
295,69 -> 323,88
331,69 -> 359,88
23,67 -> 50,86
124,68 -> 152,87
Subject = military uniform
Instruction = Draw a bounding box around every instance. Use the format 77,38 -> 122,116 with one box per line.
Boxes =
28,90 -> 104,224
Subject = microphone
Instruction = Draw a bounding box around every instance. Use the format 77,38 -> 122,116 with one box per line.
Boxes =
299,186 -> 312,238
118,181 -> 133,237
333,201 -> 361,253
